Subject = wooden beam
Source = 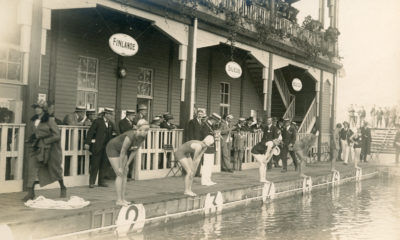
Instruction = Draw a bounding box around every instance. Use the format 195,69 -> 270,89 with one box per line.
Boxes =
206,48 -> 213,116
267,53 -> 273,117
48,11 -> 60,104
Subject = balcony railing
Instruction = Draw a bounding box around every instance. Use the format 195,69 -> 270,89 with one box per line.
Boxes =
0,124 -> 25,193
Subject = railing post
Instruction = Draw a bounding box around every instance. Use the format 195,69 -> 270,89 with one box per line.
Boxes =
16,125 -> 25,180
70,128 -> 78,176
0,126 -> 7,182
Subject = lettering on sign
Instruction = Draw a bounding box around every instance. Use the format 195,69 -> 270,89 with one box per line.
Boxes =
225,61 -> 242,79
115,204 -> 146,237
292,78 -> 303,92
109,33 -> 139,56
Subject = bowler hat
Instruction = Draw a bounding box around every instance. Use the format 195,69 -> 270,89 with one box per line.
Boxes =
164,113 -> 174,120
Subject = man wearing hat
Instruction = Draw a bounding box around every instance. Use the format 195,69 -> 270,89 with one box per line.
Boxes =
280,118 -> 298,173
84,110 -> 97,126
119,110 -> 136,133
63,106 -> 87,125
251,117 -> 264,132
150,116 -> 162,128
262,117 -> 281,170
220,114 -> 235,172
133,104 -> 148,125
84,107 -> 118,188
160,113 -> 176,130
199,113 -> 221,186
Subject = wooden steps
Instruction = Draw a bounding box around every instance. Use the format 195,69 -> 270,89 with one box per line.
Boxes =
371,128 -> 397,154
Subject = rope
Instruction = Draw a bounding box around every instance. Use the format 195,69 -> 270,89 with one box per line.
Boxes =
38,171 -> 380,240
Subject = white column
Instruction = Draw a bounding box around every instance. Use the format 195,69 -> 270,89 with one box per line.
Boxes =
179,45 -> 188,102
262,67 -> 268,111
18,0 -> 33,84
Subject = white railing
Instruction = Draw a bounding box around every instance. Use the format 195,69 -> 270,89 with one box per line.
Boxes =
135,129 -> 184,180
242,131 -> 263,170
283,96 -> 296,121
0,124 -> 25,193
298,98 -> 317,134
274,70 -> 292,108
39,125 -> 91,189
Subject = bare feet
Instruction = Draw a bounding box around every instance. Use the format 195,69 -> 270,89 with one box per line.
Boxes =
116,200 -> 129,206
184,191 -> 197,197
122,200 -> 131,205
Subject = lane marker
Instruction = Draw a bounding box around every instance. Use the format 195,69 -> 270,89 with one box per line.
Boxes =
262,181 -> 276,202
204,191 -> 223,215
302,176 -> 313,194
115,204 -> 146,236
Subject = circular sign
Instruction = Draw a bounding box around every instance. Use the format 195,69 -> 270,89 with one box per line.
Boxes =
225,61 -> 242,78
292,78 -> 303,92
109,33 -> 139,56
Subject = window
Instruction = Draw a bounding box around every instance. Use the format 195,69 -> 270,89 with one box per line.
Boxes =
137,68 -> 153,98
77,56 -> 98,110
0,45 -> 22,82
219,82 -> 230,116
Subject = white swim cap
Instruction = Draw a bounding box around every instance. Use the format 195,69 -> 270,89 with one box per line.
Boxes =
203,135 -> 214,146
136,119 -> 149,128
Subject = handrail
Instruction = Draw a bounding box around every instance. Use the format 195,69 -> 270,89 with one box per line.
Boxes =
283,96 -> 296,121
298,98 -> 317,134
274,70 -> 292,108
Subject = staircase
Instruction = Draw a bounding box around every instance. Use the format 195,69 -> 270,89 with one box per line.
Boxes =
371,128 -> 396,154
297,98 -> 317,134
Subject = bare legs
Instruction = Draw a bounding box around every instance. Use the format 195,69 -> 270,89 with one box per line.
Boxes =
253,154 -> 271,182
108,156 -> 130,206
179,157 -> 197,197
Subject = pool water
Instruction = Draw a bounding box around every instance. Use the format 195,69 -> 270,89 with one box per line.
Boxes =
90,176 -> 400,240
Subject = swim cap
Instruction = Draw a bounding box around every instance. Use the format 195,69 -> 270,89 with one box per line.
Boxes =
203,135 -> 214,146
136,119 -> 150,128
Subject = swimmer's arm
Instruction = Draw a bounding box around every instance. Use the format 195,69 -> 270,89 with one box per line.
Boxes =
192,143 -> 206,162
119,137 -> 132,167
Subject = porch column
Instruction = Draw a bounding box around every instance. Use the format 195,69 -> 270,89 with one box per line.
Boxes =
266,53 -> 273,117
22,0 -> 43,188
262,66 -> 268,112
317,71 -> 324,161
330,71 -> 338,170
180,18 -> 197,139
318,0 -> 326,28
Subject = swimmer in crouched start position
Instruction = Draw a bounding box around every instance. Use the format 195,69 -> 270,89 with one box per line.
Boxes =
174,136 -> 215,197
251,138 -> 281,183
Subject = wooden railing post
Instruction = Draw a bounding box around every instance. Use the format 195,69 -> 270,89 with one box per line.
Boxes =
0,126 -> 7,182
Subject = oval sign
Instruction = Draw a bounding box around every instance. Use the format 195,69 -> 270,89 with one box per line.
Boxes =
225,61 -> 242,78
109,33 -> 139,56
292,78 -> 303,91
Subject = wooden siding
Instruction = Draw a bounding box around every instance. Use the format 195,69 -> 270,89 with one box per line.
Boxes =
195,48 -> 210,110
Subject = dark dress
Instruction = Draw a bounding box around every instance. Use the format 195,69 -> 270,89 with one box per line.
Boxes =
27,113 -> 63,187
106,130 -> 146,158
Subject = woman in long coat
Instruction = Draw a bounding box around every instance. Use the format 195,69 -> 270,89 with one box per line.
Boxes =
23,100 -> 66,201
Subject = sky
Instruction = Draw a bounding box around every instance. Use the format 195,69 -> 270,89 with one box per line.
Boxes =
293,0 -> 400,121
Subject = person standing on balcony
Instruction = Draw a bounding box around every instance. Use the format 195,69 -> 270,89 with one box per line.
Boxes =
160,113 -> 177,130
360,121 -> 371,163
174,135 -> 214,197
119,110 -> 136,133
251,138 -> 281,182
384,107 -> 391,128
133,104 -> 148,125
340,121 -> 353,165
262,117 -> 280,170
280,118 -> 298,173
393,124 -> 400,164
220,114 -> 235,173
106,119 -> 149,206
24,100 -> 66,201
200,113 -> 221,186
84,108 -> 118,188
232,127 -> 247,171
390,107 -> 397,128
359,106 -> 366,127
376,107 -> 384,128
63,106 -> 87,125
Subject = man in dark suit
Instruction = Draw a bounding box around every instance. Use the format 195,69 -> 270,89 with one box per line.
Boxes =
63,106 -> 87,125
119,110 -> 136,133
84,108 -> 118,188
160,113 -> 177,130
280,119 -> 298,172
262,117 -> 281,170
360,121 -> 371,162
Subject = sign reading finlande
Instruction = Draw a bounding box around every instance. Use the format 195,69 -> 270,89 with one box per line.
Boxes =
225,61 -> 242,78
109,33 -> 138,56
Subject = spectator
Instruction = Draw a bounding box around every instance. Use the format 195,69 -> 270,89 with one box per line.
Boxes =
232,127 -> 247,171
63,106 -> 87,125
133,104 -> 148,125
119,110 -> 136,133
23,99 -> 66,201
280,118 -> 298,173
200,113 -> 221,186
84,110 -> 97,126
340,121 -> 353,165
370,105 -> 376,127
359,106 -> 366,127
235,117 -> 247,131
150,116 -> 162,128
348,104 -> 356,127
384,107 -> 390,128
84,107 -> 118,188
251,117 -> 264,132
47,103 -> 63,125
351,128 -> 362,165
332,123 -> 342,162
360,121 -> 371,163
220,114 -> 235,173
376,107 -> 383,128
390,107 -> 397,128
160,114 -> 176,130
0,107 -> 13,123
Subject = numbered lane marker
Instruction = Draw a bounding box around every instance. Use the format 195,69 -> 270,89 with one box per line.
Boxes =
115,204 -> 146,237
302,176 -> 313,194
262,181 -> 276,203
332,170 -> 340,186
355,167 -> 362,182
204,191 -> 223,215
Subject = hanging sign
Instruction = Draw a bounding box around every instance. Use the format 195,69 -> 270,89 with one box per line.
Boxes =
292,78 -> 303,91
225,61 -> 242,78
109,33 -> 139,56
